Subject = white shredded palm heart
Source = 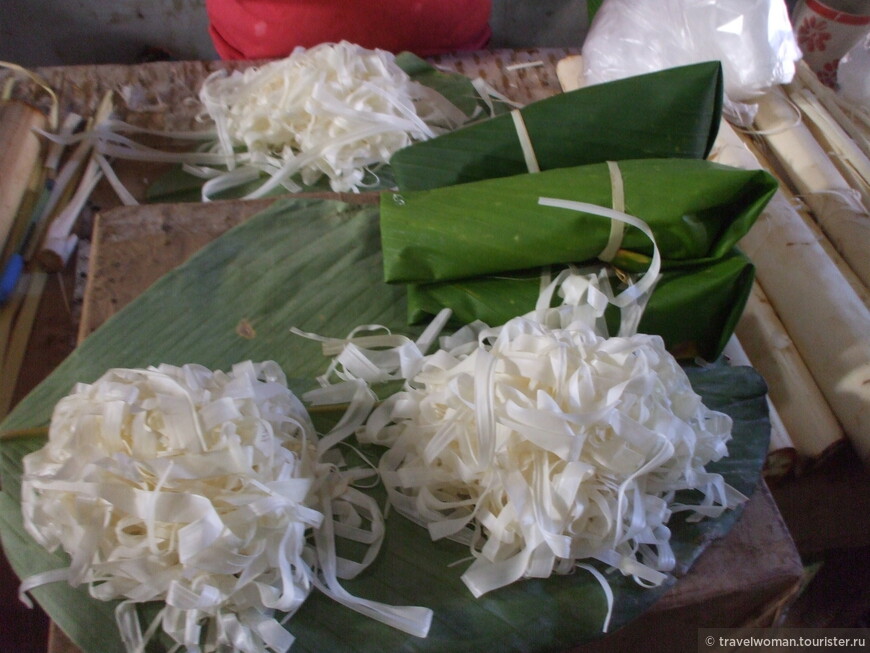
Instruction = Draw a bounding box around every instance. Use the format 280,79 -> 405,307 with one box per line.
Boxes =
19,199 -> 746,647
300,210 -> 746,631
35,42 -> 470,206
20,361 -> 431,652
197,40 -> 468,196
361,309 -> 743,606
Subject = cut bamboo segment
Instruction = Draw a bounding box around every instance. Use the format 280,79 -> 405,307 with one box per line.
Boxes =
555,54 -> 584,93
795,61 -> 870,162
731,130 -> 870,308
784,84 -> 870,209
0,101 -> 46,255
712,122 -> 870,469
753,88 -> 870,290
723,335 -> 797,482
735,281 -> 845,463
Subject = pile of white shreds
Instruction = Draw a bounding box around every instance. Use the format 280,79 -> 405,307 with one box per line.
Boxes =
300,263 -> 745,632
361,306 -> 743,607
197,40 -> 470,196
40,42 -> 472,208
20,361 -> 431,653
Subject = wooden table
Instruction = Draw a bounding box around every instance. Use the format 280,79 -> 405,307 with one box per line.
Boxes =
0,50 -> 803,652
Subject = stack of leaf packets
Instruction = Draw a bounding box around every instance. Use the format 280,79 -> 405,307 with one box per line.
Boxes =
384,63 -> 777,360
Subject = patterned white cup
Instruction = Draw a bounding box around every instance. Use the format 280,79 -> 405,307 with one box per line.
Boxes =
793,0 -> 870,87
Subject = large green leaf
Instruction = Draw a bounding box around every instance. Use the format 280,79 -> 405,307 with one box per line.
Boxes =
0,198 -> 769,652
390,62 -> 724,191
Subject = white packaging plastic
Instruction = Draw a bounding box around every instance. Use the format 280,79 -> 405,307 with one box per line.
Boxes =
581,0 -> 802,103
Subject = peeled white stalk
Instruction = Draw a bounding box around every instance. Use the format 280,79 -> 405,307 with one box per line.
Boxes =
795,61 -> 870,162
722,335 -> 797,481
734,130 -> 870,307
734,282 -> 844,463
784,84 -> 870,209
711,122 -> 870,468
753,88 -> 870,290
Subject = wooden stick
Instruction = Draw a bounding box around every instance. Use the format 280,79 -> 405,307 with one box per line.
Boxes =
735,281 -> 845,463
0,424 -> 48,440
37,92 -> 113,271
0,101 -> 46,256
723,335 -> 797,482
0,270 -> 48,418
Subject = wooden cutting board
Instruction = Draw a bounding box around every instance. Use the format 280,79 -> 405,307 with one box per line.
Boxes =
47,196 -> 804,653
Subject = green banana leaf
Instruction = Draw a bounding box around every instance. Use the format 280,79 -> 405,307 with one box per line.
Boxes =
145,52 -> 496,204
390,61 -> 724,191
588,0 -> 606,22
407,249 -> 755,361
0,198 -> 769,653
381,158 -> 777,283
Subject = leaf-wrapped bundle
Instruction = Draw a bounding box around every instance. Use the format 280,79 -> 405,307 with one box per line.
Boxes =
382,158 -> 775,282
390,62 -> 724,191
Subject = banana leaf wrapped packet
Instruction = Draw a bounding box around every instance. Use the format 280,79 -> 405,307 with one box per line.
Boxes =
390,61 -> 724,191
381,158 -> 777,359
406,251 -> 755,360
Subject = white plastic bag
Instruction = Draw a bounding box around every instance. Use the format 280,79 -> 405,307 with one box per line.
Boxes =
581,0 -> 802,103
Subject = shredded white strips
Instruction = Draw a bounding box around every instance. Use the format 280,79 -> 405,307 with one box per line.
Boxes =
30,43 -> 471,205
198,41 -> 469,196
359,293 -> 743,607
20,361 -> 431,652
295,204 -> 744,631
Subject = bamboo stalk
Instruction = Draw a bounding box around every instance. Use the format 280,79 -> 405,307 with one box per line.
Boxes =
0,270 -> 48,418
723,335 -> 797,482
0,159 -> 44,267
735,281 -> 845,463
731,129 -> 870,308
784,84 -> 870,209
753,88 -> 870,290
711,122 -> 870,468
0,101 -> 46,256
795,61 -> 870,161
